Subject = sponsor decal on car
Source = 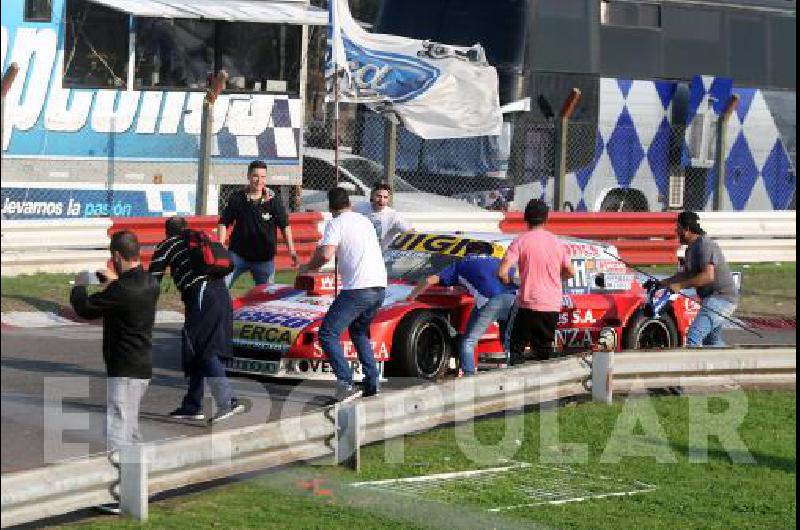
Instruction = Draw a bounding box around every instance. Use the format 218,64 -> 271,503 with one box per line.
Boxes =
564,243 -> 602,258
390,233 -> 504,258
556,328 -> 601,349
558,309 -> 598,326
602,273 -> 635,290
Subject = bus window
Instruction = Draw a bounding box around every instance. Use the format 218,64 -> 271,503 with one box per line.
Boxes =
25,0 -> 51,22
64,0 -> 128,88
134,20 -> 302,93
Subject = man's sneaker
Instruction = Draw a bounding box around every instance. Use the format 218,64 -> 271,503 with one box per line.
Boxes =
94,503 -> 121,515
169,407 -> 205,421
334,384 -> 362,403
208,398 -> 246,425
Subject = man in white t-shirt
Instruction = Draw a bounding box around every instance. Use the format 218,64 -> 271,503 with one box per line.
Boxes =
353,183 -> 413,250
299,187 -> 388,400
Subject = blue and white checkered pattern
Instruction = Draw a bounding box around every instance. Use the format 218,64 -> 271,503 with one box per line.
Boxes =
211,95 -> 303,161
564,77 -> 795,211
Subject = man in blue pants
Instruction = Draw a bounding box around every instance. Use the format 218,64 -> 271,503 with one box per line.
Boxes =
150,217 -> 245,424
406,241 -> 517,375
299,187 -> 387,401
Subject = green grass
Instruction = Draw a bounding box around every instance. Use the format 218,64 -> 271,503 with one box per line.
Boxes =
2,264 -> 794,317
639,262 -> 796,316
0,271 -> 298,313
60,390 -> 796,529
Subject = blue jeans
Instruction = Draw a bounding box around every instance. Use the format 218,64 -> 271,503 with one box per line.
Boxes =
318,287 -> 385,392
226,251 -> 275,288
182,354 -> 234,413
686,296 -> 738,347
460,292 -> 516,375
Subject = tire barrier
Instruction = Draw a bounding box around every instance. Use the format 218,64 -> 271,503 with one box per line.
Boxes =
108,212 -> 325,269
500,212 -> 681,265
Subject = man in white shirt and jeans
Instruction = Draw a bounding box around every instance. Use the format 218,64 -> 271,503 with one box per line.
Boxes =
300,187 -> 388,400
353,182 -> 413,250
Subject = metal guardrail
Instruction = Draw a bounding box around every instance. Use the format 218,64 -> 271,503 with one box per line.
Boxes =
1,346 -> 794,527
0,218 -> 112,275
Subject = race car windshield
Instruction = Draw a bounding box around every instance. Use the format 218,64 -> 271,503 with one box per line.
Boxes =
384,249 -> 459,282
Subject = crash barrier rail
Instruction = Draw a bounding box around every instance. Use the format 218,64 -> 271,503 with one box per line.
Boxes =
1,346 -> 794,526
692,211 -> 796,263
107,213 -> 325,269
500,212 -> 680,264
0,218 -> 112,276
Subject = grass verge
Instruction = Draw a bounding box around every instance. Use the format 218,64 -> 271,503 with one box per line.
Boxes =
0,271 -> 299,313
2,264 -> 795,317
60,390 -> 796,529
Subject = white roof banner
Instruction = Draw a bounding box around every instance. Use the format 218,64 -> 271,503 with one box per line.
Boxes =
326,0 -> 502,139
86,0 -> 327,25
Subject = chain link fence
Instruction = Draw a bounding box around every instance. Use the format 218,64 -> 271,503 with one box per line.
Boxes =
299,104 -> 796,214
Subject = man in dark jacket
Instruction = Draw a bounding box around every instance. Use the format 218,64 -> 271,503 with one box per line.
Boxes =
217,160 -> 299,288
150,217 -> 244,424
70,231 -> 160,454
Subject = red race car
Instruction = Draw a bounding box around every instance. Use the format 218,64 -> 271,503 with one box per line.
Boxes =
225,232 -> 699,381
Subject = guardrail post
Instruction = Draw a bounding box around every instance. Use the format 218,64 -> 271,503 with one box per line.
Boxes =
119,444 -> 148,521
592,351 -> 614,404
553,88 -> 581,212
712,95 -> 740,211
335,403 -> 361,472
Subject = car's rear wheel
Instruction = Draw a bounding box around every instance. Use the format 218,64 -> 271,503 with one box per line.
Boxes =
622,311 -> 680,349
388,311 -> 452,380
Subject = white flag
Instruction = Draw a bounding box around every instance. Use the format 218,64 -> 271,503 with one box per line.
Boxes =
326,0 -> 502,140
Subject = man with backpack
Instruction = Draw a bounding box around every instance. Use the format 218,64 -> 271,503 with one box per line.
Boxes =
150,216 -> 245,424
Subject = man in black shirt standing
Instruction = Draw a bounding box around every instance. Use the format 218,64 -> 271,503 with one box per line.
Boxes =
150,217 -> 245,424
70,231 -> 160,454
218,160 -> 299,288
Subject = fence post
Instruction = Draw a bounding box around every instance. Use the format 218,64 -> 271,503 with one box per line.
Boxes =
335,402 -> 361,472
119,444 -> 148,521
713,95 -> 740,211
196,71 -> 228,216
592,351 -> 614,404
1,62 -> 20,151
553,88 -> 581,211
383,112 -> 400,206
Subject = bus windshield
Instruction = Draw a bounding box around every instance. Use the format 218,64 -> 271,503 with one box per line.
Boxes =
374,0 -> 527,72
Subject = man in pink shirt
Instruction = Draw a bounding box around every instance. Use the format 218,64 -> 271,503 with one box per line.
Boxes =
498,199 -> 574,365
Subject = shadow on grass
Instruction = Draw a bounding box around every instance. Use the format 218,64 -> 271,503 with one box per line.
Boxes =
671,443 -> 796,474
3,294 -> 68,314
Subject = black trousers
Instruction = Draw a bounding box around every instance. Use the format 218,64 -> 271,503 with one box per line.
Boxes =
508,308 -> 559,363
182,279 -> 233,374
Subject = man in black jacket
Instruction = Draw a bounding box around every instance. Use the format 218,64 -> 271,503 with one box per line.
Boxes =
70,231 -> 160,454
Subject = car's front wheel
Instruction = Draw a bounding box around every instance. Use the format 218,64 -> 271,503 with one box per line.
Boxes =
389,311 -> 452,380
622,310 -> 680,349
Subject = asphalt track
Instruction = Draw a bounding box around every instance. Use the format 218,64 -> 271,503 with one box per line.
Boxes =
1,324 -> 795,474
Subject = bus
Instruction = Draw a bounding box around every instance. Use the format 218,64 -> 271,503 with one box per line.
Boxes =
1,0 -> 326,219
358,0 -> 796,212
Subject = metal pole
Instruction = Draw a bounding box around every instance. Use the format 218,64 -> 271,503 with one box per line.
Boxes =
383,113 -> 398,206
713,95 -> 740,212
196,70 -> 228,216
553,88 -> 581,212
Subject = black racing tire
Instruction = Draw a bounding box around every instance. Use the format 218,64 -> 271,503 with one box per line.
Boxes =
622,310 -> 680,350
388,311 -> 453,380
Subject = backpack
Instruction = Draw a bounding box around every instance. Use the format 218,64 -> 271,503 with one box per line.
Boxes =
185,229 -> 234,278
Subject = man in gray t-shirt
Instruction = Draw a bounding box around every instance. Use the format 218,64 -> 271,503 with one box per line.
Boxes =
662,211 -> 738,347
